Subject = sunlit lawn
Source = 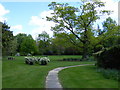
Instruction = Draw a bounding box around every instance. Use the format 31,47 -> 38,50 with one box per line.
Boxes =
2,55 -> 94,88
59,65 -> 119,88
0,60 -> 2,89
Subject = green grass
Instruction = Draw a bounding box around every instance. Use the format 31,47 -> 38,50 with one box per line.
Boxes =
2,55 -> 94,88
0,60 -> 2,89
59,65 -> 119,88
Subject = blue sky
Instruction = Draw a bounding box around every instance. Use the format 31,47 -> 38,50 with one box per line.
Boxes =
0,0 -> 118,39
0,2 -> 51,38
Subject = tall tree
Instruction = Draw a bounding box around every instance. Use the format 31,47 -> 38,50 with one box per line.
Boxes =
8,38 -> 17,56
47,1 -> 110,60
2,22 -> 14,56
15,33 -> 27,52
102,17 -> 119,47
95,17 -> 120,48
36,31 -> 51,55
20,34 -> 38,55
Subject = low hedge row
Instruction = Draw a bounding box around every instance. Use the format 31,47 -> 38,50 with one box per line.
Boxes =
59,58 -> 82,61
94,45 -> 120,70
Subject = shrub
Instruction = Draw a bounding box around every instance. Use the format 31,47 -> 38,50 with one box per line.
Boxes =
97,68 -> 120,81
40,60 -> 47,65
24,57 -> 50,65
39,57 -> 50,65
95,45 -> 120,70
25,57 -> 35,65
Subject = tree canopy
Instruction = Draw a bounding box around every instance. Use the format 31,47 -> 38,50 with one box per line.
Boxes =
46,1 -> 111,60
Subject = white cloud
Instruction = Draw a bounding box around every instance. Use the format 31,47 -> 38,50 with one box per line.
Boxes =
40,10 -> 54,18
10,25 -> 24,36
0,4 -> 24,36
11,25 -> 23,30
97,0 -> 118,23
0,3 -> 10,22
29,10 -> 56,39
93,0 -> 118,29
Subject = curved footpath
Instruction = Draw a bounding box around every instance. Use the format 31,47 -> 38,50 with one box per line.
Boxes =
45,64 -> 94,89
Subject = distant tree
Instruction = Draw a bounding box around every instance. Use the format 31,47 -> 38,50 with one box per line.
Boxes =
2,22 -> 15,56
20,34 -> 38,55
8,38 -> 17,56
47,1 -> 110,60
15,33 -> 27,52
94,17 -> 120,49
36,31 -> 51,55
102,17 -> 119,47
52,33 -> 82,55
37,31 -> 50,42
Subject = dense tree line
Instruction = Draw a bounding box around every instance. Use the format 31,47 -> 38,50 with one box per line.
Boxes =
1,1 -> 120,57
1,17 -> 119,57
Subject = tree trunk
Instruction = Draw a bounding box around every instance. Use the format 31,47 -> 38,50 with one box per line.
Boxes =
82,29 -> 90,61
82,42 -> 89,61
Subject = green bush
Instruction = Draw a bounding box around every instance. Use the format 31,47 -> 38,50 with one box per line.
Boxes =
95,45 -> 120,70
97,68 -> 120,81
40,60 -> 47,65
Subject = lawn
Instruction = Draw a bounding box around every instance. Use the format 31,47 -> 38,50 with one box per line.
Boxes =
0,60 -> 2,89
59,65 -> 119,88
2,55 -> 94,88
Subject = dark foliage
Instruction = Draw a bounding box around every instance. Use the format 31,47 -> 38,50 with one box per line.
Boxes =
95,45 -> 120,70
41,60 -> 47,65
97,68 -> 120,81
2,22 -> 14,56
29,62 -> 34,65
59,58 -> 82,61
8,57 -> 15,60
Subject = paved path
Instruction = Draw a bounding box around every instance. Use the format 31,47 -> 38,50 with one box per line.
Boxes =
45,64 -> 94,89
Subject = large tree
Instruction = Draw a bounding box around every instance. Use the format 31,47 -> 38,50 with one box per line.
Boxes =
20,34 -> 38,55
47,1 -> 110,60
36,31 -> 51,55
15,33 -> 27,52
94,17 -> 120,51
2,22 -> 15,56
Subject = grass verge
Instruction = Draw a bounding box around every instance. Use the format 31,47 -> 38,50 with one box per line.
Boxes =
59,65 -> 118,88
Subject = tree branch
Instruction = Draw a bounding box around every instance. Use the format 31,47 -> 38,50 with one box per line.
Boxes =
65,34 -> 83,48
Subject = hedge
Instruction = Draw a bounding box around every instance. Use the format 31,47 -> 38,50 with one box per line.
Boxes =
94,45 -> 120,70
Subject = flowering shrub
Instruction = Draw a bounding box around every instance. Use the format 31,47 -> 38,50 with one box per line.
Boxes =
25,57 -> 34,65
39,57 -> 50,62
24,57 -> 50,65
39,57 -> 50,65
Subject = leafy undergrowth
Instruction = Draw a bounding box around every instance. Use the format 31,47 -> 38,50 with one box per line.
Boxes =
59,65 -> 118,88
97,68 -> 120,81
2,55 -> 94,88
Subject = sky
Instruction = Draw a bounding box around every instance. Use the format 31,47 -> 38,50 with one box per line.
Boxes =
0,0 -> 119,39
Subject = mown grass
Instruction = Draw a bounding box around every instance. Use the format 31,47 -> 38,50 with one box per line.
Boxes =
59,65 -> 119,88
0,60 -> 2,89
2,55 -> 94,88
